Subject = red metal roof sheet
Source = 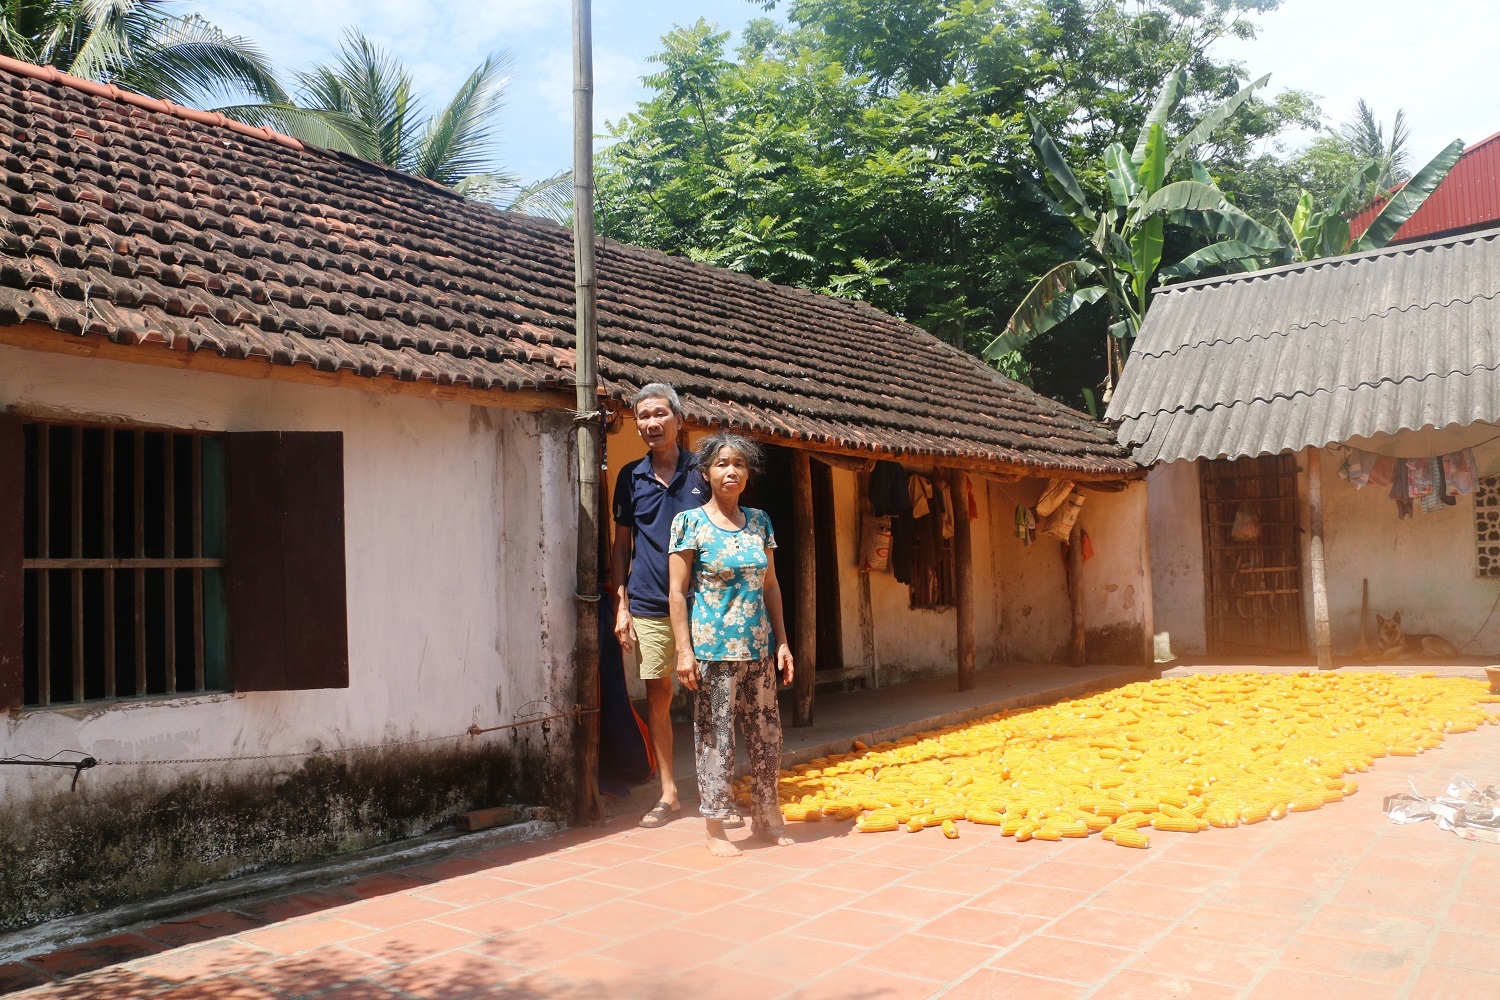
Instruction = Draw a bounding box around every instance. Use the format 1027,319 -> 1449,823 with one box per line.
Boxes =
1348,130 -> 1500,244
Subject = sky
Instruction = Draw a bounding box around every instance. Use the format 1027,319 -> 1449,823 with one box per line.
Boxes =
209,0 -> 1500,185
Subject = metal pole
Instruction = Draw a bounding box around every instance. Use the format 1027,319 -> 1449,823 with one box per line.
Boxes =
571,0 -> 602,824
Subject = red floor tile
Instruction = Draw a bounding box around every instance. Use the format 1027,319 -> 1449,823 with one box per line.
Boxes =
1122,859 -> 1234,892
1245,967 -> 1403,1000
1087,881 -> 1206,919
1129,933 -> 1278,989
917,908 -> 1048,948
857,932 -> 996,982
141,911 -> 266,948
429,899 -> 563,937
1443,903 -> 1500,939
1299,905 -> 1435,947
656,963 -> 796,1000
509,876 -> 626,913
472,924 -> 611,970
151,977 -> 287,1000
0,963 -> 50,993
970,882 -> 1090,919
342,920 -> 479,961
1428,929 -> 1500,975
342,873 -> 432,898
126,941 -> 276,986
800,861 -> 907,892
942,966 -> 1088,999
1277,931 -> 1422,985
235,917 -> 383,957
795,907 -> 918,949
339,894 -> 456,930
989,935 -> 1133,985
373,950 -> 529,999
856,884 -> 969,921
628,876 -> 748,913
674,901 -> 801,944
1206,882 -> 1327,920
26,933 -> 166,978
1011,860 -> 1127,893
1409,963 -> 1500,998
786,964 -> 941,1000
718,932 -> 864,982
552,897 -> 681,937
597,927 -> 739,970
1176,907 -> 1302,950
1043,906 -> 1175,950
239,946 -> 390,997
1097,969 -> 1240,999
746,879 -> 863,917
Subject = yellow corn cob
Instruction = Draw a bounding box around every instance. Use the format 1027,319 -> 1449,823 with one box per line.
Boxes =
1149,815 -> 1202,833
942,819 -> 959,839
1082,813 -> 1113,832
999,815 -> 1028,836
1113,828 -> 1150,849
905,818 -> 924,833
1342,780 -> 1358,797
1288,795 -> 1323,812
856,815 -> 899,833
969,810 -> 1007,827
1033,825 -> 1063,841
1014,820 -> 1040,842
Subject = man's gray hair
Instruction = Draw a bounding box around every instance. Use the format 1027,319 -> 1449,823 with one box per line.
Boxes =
632,382 -> 683,418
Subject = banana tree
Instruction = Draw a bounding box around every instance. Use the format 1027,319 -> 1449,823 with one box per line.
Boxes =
1162,137 -> 1466,281
984,68 -> 1280,397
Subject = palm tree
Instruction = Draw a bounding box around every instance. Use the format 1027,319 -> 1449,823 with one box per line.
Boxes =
1340,99 -> 1412,195
0,1 -> 364,149
294,29 -> 572,222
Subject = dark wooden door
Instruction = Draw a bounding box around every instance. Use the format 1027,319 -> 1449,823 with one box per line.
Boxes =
1201,454 -> 1306,655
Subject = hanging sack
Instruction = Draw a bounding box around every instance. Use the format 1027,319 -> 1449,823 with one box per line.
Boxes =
1036,479 -> 1075,517
1230,503 -> 1262,543
1040,492 -> 1085,541
860,515 -> 893,572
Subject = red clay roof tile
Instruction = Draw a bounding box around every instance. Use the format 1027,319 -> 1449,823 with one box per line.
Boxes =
0,60 -> 1134,476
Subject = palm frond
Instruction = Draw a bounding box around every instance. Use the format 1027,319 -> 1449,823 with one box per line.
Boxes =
415,52 -> 510,185
213,102 -> 372,153
500,170 -> 573,222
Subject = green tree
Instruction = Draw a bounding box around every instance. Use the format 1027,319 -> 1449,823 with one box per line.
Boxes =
982,68 -> 1281,402
598,1 -> 1314,405
293,29 -> 571,220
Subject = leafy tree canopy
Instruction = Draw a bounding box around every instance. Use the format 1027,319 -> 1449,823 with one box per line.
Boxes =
597,0 -> 1316,404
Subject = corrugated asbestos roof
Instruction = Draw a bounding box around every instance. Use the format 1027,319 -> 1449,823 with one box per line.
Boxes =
0,58 -> 1135,477
1105,227 -> 1500,465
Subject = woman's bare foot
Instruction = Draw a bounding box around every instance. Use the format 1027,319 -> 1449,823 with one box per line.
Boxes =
705,819 -> 742,858
754,828 -> 795,847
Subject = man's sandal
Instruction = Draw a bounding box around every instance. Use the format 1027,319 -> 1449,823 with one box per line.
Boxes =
638,801 -> 681,828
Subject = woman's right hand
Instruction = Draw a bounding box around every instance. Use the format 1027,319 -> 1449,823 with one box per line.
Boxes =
615,608 -> 637,654
675,649 -> 701,691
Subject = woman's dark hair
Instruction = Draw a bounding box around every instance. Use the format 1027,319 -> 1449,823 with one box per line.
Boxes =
695,432 -> 763,484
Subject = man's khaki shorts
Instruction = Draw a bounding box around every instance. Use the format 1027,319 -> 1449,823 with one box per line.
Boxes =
633,615 -> 677,681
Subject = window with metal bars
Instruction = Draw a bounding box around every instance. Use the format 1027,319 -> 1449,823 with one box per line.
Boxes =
20,423 -> 228,706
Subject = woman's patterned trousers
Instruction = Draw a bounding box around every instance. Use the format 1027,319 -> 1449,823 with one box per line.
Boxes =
693,656 -> 785,838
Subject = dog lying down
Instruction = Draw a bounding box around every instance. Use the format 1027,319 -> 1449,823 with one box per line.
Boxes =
1373,612 -> 1461,660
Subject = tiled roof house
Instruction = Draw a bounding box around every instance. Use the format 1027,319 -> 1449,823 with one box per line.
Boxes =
0,56 -> 1150,929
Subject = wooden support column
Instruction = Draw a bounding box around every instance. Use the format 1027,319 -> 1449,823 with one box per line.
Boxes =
792,451 -> 817,726
1067,522 -> 1086,667
950,470 -> 976,691
856,471 -> 880,689
1307,448 -> 1334,669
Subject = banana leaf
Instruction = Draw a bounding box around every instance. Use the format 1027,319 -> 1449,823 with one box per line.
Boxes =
1029,113 -> 1089,211
1131,67 -> 1186,167
986,260 -> 1104,358
1139,180 -> 1283,249
1166,74 -> 1270,170
1104,143 -> 1138,209
1158,240 -> 1262,281
1355,138 -> 1465,250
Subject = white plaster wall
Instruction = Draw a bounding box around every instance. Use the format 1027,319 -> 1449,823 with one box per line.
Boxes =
1146,461 -> 1208,655
1078,483 -> 1152,664
0,347 -> 577,798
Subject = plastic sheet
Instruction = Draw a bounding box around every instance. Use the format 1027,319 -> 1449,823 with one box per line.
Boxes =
1383,775 -> 1500,844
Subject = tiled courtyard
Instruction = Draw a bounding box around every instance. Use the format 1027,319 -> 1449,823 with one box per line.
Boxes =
4,701 -> 1498,999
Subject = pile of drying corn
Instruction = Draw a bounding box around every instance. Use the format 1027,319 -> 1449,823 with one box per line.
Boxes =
741,672 -> 1500,849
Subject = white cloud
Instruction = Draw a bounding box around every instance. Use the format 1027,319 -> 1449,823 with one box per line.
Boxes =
535,45 -> 645,136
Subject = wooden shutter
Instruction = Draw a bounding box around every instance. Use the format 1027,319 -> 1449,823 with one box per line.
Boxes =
0,413 -> 22,710
226,431 -> 349,691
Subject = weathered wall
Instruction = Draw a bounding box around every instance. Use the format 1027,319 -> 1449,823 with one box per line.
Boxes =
1313,436 -> 1500,657
0,346 -> 577,929
1146,461 -> 1208,655
1145,429 -> 1500,660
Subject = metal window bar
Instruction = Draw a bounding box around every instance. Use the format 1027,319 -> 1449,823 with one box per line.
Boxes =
21,426 -> 225,708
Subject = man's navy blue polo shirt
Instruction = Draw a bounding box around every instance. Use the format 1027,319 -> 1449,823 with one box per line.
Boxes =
614,448 -> 707,617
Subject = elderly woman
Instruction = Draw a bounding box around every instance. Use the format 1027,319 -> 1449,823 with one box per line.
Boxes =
668,432 -> 795,857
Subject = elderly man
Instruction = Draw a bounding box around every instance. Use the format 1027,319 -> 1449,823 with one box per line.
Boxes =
611,383 -> 713,827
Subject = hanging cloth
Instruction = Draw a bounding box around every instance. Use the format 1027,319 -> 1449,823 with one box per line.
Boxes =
1390,459 -> 1412,519
1368,453 -> 1396,490
908,475 -> 934,519
936,480 -> 955,539
869,461 -> 911,517
1444,449 -> 1479,496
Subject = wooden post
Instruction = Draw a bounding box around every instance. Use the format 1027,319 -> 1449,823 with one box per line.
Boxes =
1307,448 -> 1334,669
570,0 -> 603,824
856,471 -> 880,689
1067,522 -> 1086,667
950,470 -> 976,691
792,451 -> 817,726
